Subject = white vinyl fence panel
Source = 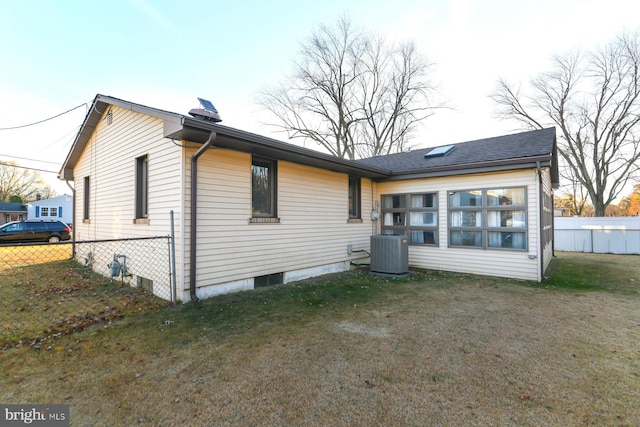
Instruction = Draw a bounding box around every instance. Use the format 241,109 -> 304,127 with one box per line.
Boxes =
554,217 -> 640,254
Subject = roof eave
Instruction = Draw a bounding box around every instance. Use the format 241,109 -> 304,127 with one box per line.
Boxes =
167,118 -> 392,179
58,95 -> 184,181
378,155 -> 556,183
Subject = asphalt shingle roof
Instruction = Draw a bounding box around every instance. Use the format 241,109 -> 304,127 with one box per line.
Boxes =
0,202 -> 27,212
356,127 -> 557,174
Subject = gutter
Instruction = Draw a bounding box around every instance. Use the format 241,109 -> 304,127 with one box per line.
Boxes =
378,156 -> 553,182
177,117 -> 391,179
537,161 -> 544,281
189,131 -> 216,302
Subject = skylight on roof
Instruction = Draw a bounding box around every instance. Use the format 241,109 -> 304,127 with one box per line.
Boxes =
424,145 -> 455,158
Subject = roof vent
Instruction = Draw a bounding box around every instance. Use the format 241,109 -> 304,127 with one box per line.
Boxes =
188,97 -> 222,122
424,144 -> 455,159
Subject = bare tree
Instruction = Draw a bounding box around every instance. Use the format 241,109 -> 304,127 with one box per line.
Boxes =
0,162 -> 54,202
492,31 -> 640,216
259,17 -> 438,160
555,163 -> 589,216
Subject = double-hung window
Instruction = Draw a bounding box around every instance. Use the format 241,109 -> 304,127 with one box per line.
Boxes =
448,187 -> 527,250
83,176 -> 90,221
348,176 -> 361,220
381,193 -> 438,245
135,155 -> 149,220
251,156 -> 277,219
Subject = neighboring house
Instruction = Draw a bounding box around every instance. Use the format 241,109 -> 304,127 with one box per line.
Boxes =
0,202 -> 27,224
27,195 -> 73,226
59,94 -> 559,302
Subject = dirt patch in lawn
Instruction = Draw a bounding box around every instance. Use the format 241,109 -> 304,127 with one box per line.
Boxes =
1,252 -> 639,426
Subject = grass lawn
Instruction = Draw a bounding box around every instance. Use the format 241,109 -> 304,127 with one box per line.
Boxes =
1,255 -> 168,348
0,244 -> 72,272
1,252 -> 639,426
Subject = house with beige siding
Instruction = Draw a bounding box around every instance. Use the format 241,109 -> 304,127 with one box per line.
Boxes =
59,94 -> 558,302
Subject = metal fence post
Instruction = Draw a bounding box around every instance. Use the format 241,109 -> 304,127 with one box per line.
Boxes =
170,210 -> 178,305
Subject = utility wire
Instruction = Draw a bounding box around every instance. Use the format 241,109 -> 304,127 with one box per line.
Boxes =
0,103 -> 87,131
0,154 -> 61,165
0,161 -> 58,174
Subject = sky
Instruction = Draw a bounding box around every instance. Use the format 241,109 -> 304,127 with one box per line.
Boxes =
1,0 -> 639,197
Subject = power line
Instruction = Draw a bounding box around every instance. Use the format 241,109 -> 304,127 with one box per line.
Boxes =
0,161 -> 58,174
0,103 -> 87,131
0,154 -> 61,165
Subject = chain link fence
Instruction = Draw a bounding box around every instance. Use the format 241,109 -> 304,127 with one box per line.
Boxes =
0,236 -> 173,349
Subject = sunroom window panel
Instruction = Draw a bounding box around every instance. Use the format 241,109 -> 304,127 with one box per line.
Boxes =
384,212 -> 406,226
410,212 -> 437,226
487,188 -> 526,206
449,190 -> 483,207
450,230 -> 482,247
487,210 -> 526,228
488,232 -> 526,249
450,211 -> 482,227
410,230 -> 437,245
381,192 -> 438,246
381,229 -> 400,236
411,193 -> 436,208
383,195 -> 406,209
448,186 -> 527,251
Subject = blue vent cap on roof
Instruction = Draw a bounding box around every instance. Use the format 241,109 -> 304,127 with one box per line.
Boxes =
425,145 -> 455,158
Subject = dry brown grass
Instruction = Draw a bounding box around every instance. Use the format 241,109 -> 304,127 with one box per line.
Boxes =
1,252 -> 639,426
0,244 -> 72,271
1,254 -> 168,348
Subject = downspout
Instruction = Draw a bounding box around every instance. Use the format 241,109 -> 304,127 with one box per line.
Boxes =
189,131 -> 216,302
536,161 -> 544,281
551,191 -> 555,258
66,180 -> 76,259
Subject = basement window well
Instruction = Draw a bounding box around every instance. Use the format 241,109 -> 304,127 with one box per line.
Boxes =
254,273 -> 283,288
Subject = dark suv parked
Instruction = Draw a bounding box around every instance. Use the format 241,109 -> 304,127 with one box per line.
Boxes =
0,220 -> 71,244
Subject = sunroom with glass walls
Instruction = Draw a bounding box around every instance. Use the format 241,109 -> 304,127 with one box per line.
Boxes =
448,187 -> 527,250
380,193 -> 438,245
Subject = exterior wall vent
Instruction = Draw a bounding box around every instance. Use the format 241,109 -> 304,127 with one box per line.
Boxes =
370,235 -> 409,274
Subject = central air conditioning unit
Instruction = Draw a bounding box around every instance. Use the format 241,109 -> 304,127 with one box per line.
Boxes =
370,234 -> 409,275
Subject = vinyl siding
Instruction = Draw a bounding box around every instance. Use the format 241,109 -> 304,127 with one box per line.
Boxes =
70,104 -> 549,300
375,169 -> 541,281
541,168 -> 554,275
182,147 -> 374,298
73,106 -> 184,240
72,106 -> 185,293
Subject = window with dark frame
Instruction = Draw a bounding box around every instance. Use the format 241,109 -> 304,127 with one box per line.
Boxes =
251,156 -> 277,218
381,193 -> 439,245
83,176 -> 90,220
348,176 -> 361,219
448,187 -> 527,250
135,155 -> 149,219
